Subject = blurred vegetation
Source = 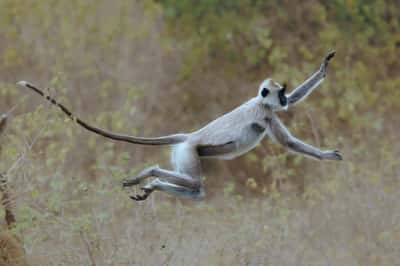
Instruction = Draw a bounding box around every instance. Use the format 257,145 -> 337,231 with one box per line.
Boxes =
0,0 -> 399,265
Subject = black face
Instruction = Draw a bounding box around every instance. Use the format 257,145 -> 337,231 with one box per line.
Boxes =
278,85 -> 287,106
261,88 -> 269,97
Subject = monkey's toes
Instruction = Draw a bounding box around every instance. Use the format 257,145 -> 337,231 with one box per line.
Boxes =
130,194 -> 148,201
129,187 -> 153,201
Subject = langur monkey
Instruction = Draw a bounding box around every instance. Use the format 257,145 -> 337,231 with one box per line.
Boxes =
18,51 -> 341,201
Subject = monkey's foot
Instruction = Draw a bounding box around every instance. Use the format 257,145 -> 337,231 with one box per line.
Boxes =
130,187 -> 153,201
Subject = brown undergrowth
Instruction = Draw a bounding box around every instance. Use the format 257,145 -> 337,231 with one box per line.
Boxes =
0,232 -> 27,266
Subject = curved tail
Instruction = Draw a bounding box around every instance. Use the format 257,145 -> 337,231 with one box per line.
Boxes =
17,81 -> 187,146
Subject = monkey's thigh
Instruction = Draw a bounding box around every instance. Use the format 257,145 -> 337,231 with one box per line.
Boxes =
171,143 -> 202,179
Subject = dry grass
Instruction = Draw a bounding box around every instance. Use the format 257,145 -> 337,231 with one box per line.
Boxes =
11,145 -> 399,266
0,231 -> 28,266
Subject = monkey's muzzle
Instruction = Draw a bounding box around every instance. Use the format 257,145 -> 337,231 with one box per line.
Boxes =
278,85 -> 287,106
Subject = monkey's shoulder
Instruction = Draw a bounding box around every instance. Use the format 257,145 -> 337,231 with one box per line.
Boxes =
250,122 -> 266,134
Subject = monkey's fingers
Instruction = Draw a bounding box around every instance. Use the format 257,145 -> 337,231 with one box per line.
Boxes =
325,50 -> 335,62
322,150 -> 343,161
332,150 -> 343,160
320,50 -> 336,75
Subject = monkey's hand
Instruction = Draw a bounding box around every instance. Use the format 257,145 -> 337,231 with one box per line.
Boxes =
321,150 -> 342,161
320,50 -> 335,76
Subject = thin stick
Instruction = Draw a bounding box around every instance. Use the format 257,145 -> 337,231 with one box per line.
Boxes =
0,114 -> 7,135
79,230 -> 97,266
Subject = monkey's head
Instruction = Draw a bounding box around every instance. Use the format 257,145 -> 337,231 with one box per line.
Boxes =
258,79 -> 287,111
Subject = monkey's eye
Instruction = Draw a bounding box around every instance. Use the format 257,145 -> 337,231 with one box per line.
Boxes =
261,88 -> 269,97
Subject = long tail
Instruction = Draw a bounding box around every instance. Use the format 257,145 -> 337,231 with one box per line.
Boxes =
17,81 -> 187,145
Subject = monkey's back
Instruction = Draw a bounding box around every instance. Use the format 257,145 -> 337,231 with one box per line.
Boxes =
188,98 -> 270,159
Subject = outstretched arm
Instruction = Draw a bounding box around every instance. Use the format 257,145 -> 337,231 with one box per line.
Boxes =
268,115 -> 342,161
286,51 -> 335,107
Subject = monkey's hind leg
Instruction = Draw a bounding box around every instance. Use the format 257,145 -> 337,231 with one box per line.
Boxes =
123,165 -> 201,189
127,143 -> 204,201
130,178 -> 205,201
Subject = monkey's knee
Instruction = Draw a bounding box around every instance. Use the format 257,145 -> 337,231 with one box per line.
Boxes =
137,164 -> 160,178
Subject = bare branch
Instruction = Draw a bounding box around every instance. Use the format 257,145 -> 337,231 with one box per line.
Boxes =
79,230 -> 97,266
0,114 -> 7,135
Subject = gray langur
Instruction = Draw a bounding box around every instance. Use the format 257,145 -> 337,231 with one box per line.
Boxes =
18,51 -> 341,201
